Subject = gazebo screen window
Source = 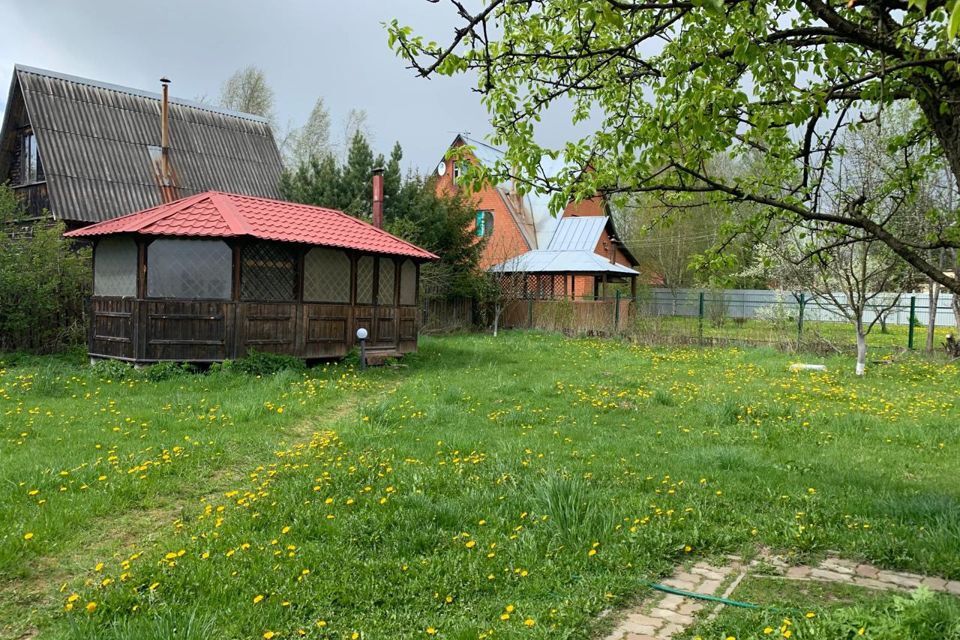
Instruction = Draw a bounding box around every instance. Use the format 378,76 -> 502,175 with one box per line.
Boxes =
377,258 -> 396,305
94,237 -> 137,297
303,247 -> 351,303
356,256 -> 374,304
147,239 -> 232,299
241,242 -> 297,301
399,260 -> 417,305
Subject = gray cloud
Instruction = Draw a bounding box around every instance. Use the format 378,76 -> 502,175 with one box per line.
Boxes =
0,0 -> 519,173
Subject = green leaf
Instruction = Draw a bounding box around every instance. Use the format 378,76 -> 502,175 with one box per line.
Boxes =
949,2 -> 960,38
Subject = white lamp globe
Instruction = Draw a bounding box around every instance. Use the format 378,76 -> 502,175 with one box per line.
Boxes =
356,327 -> 369,340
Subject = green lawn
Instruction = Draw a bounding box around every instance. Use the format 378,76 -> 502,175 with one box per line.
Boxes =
2,333 -> 958,639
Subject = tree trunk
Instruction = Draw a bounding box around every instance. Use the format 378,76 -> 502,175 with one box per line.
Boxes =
493,304 -> 501,337
855,324 -> 867,376
927,283 -> 940,352
953,292 -> 960,335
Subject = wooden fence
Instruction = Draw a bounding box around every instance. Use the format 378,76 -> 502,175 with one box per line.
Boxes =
420,297 -> 475,334
502,297 -> 633,335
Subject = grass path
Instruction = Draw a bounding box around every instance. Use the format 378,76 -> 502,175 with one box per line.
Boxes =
1,357 -> 392,639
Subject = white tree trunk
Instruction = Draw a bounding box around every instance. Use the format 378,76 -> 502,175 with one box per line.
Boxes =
493,305 -> 501,337
855,328 -> 867,376
927,282 -> 940,352
954,293 -> 960,335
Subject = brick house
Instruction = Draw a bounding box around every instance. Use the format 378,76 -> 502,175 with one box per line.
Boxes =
434,134 -> 638,298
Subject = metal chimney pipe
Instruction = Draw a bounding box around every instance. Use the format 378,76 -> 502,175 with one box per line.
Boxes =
160,77 -> 171,151
159,77 -> 174,203
372,167 -> 384,229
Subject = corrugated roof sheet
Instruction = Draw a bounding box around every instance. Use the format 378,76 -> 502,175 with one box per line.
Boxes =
65,190 -> 439,261
547,216 -> 607,251
7,65 -> 283,223
488,250 -> 638,275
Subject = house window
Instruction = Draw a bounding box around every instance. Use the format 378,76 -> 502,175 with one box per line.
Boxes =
377,258 -> 396,306
303,247 -> 351,303
147,239 -> 232,299
240,242 -> 297,302
20,131 -> 44,184
475,210 -> 493,237
94,237 -> 138,297
356,256 -> 375,304
399,260 -> 417,306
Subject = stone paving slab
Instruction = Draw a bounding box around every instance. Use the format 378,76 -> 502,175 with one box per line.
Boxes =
599,553 -> 958,640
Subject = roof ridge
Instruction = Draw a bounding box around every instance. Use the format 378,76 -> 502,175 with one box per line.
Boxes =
13,64 -> 270,124
127,192 -> 214,232
209,192 -> 253,236
231,192 -> 435,256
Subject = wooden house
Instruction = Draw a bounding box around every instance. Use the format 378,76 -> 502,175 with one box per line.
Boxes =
434,134 -> 639,298
0,65 -> 283,225
65,184 -> 438,364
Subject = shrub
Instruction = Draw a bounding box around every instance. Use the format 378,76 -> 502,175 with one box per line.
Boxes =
0,186 -> 91,353
232,350 -> 306,376
90,358 -> 136,381
142,361 -> 195,381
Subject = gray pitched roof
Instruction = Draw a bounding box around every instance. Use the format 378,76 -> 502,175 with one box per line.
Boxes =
546,216 -> 607,251
1,65 -> 283,223
488,250 -> 638,276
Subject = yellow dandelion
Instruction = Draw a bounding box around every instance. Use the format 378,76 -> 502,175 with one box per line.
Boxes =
253,594 -> 265,604
263,632 -> 276,639
524,618 -> 535,627
23,532 -> 34,540
85,601 -> 97,613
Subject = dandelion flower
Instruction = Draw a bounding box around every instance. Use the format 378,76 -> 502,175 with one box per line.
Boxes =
524,618 -> 535,627
23,532 -> 34,540
253,594 -> 265,604
85,601 -> 97,613
263,632 -> 276,639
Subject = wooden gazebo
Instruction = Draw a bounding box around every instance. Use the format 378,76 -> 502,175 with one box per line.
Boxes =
65,191 -> 438,364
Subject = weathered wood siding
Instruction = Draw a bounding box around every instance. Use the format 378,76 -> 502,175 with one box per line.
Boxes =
89,297 -> 420,363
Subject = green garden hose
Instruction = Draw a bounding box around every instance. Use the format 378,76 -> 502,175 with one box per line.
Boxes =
647,581 -> 762,609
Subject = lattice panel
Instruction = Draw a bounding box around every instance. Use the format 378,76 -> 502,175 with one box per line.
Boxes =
147,239 -> 232,299
356,256 -> 374,304
378,258 -> 396,306
241,242 -> 297,302
94,237 -> 137,297
303,247 -> 350,303
399,260 -> 417,305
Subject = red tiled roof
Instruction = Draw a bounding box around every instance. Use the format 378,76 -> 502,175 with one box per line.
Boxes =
65,191 -> 439,260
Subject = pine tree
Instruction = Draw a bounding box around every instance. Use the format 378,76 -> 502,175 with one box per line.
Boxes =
340,132 -> 375,218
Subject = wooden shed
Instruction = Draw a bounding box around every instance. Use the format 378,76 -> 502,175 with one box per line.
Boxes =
65,190 -> 438,364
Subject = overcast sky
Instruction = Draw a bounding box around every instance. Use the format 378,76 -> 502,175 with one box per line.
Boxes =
0,0 -> 581,174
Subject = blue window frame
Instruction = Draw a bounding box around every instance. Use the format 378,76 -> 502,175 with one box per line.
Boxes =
475,210 -> 493,237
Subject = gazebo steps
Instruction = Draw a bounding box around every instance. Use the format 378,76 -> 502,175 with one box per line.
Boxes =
363,348 -> 404,366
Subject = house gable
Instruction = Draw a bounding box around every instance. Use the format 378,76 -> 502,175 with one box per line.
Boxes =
434,135 -> 533,269
0,65 -> 284,225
